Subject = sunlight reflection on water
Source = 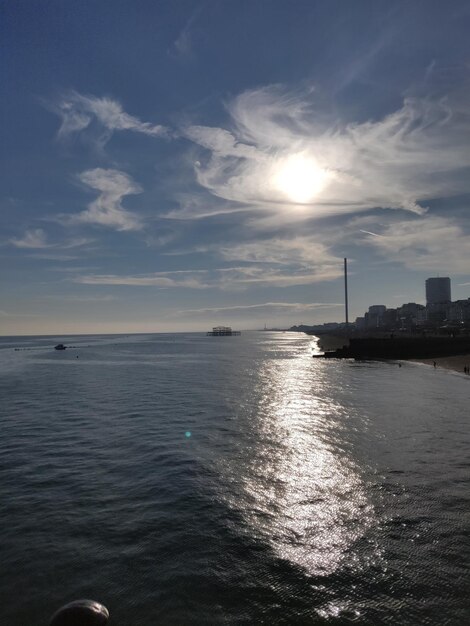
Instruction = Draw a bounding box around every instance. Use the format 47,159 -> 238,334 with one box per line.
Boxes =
220,339 -> 376,576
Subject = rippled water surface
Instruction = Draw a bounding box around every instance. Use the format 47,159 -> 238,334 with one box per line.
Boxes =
0,332 -> 469,625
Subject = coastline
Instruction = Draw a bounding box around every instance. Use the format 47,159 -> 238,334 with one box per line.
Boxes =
314,334 -> 470,376
411,353 -> 470,375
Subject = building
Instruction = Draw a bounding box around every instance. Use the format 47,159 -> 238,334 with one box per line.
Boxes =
425,277 -> 451,305
368,305 -> 386,316
365,305 -> 386,328
398,302 -> 426,329
347,276 -> 469,334
447,298 -> 470,324
355,316 -> 366,330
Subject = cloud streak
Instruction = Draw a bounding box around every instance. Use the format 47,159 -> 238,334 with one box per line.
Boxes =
177,301 -> 342,315
74,270 -> 209,289
9,229 -> 93,250
73,256 -> 344,289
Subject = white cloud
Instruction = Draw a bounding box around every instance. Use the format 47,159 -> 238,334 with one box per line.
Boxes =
68,168 -> 143,231
54,91 -> 167,142
183,85 -> 470,219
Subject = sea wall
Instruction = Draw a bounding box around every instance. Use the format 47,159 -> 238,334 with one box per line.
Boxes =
323,336 -> 470,360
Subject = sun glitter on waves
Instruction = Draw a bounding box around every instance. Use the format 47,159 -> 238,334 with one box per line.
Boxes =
273,153 -> 330,204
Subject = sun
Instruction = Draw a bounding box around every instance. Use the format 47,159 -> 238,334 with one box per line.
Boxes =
273,153 -> 330,204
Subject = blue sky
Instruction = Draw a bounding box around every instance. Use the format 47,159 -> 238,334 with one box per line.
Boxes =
2,0 -> 470,334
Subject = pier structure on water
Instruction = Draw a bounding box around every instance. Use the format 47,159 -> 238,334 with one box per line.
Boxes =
207,326 -> 241,336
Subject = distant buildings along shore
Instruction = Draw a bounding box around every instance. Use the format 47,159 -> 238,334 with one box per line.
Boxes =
291,276 -> 470,334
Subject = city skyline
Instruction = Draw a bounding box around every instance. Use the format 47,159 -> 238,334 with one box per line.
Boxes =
294,273 -> 470,332
2,1 -> 470,335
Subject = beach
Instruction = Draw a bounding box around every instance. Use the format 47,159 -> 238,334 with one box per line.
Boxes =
413,353 -> 470,375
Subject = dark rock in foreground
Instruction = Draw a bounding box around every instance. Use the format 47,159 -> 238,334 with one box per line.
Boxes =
49,599 -> 109,625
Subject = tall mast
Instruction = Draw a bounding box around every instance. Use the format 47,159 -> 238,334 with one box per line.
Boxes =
344,258 -> 349,325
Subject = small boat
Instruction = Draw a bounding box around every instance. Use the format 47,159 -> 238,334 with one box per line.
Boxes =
54,344 -> 67,350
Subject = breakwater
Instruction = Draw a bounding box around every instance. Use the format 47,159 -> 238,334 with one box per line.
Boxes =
319,336 -> 470,359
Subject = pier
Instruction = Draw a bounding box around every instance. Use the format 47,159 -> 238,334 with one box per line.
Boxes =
207,326 -> 241,336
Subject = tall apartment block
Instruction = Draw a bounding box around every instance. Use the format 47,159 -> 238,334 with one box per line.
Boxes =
425,277 -> 451,305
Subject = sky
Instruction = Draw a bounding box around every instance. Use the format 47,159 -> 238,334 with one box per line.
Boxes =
1,0 -> 470,335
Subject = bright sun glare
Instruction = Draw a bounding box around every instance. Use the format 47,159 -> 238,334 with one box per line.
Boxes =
274,153 -> 330,204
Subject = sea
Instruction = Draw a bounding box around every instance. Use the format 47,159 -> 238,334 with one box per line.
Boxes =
0,332 -> 468,625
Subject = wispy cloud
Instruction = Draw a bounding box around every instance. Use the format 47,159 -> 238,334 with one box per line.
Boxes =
66,168 -> 143,231
163,193 -> 249,220
73,271 -> 209,289
73,259 -> 343,290
53,91 -> 167,143
362,215 -> 470,274
9,229 -> 94,250
144,232 -> 177,248
71,231 -> 346,290
168,3 -> 205,59
216,266 -> 343,289
215,236 -> 344,285
41,294 -> 117,302
172,28 -> 192,58
217,236 -> 339,266
0,309 -> 39,318
28,254 -> 82,261
183,84 -> 470,219
177,301 -> 342,315
9,229 -> 50,249
47,266 -> 100,272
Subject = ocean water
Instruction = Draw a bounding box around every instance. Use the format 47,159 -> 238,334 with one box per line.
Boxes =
0,332 -> 468,625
